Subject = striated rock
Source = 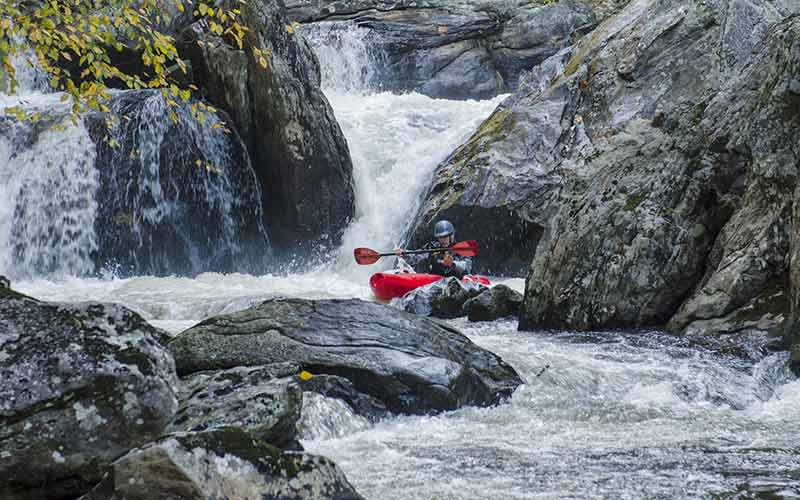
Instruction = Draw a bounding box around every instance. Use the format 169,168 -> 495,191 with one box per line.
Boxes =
169,363 -> 303,448
79,428 -> 364,500
409,0 -> 800,337
179,0 -> 355,260
293,0 -> 597,99
168,298 -> 522,414
464,284 -> 523,322
400,276 -> 487,318
0,287 -> 178,499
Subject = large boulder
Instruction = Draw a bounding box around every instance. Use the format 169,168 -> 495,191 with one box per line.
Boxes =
409,0 -> 800,338
169,363 -> 303,448
0,287 -> 178,499
180,0 -> 355,260
79,428 -> 364,500
168,298 -> 522,414
293,0 -> 597,99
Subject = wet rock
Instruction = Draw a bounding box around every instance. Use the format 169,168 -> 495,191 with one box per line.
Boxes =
464,285 -> 523,322
169,363 -> 303,448
409,0 -> 800,336
179,0 -> 355,260
0,288 -> 178,499
79,428 -> 364,500
300,374 -> 388,421
168,298 -> 522,415
291,0 -> 596,99
0,275 -> 8,288
85,90 -> 270,276
400,277 -> 487,318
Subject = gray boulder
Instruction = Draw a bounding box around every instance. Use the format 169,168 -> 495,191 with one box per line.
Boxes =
409,0 -> 800,338
169,363 -> 303,448
0,287 -> 178,499
400,276 -> 487,318
79,428 -> 364,500
464,284 -> 523,322
168,298 -> 522,414
180,0 -> 355,260
293,0 -> 597,99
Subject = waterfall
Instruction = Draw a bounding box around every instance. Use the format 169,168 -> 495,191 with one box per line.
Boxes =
0,112 -> 99,277
1,60 -> 270,277
300,22 -> 384,94
91,90 -> 270,276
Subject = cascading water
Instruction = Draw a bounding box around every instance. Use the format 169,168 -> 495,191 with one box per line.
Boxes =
0,53 -> 100,278
0,54 -> 269,278
90,90 -> 270,276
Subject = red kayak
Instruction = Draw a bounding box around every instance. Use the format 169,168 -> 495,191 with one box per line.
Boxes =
370,272 -> 491,301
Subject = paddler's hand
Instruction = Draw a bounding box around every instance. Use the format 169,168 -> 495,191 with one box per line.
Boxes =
442,253 -> 454,267
394,248 -> 405,257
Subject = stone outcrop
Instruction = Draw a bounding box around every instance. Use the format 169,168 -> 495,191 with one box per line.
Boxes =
168,298 -> 522,414
407,0 -> 800,339
179,0 -> 355,259
0,287 -> 178,499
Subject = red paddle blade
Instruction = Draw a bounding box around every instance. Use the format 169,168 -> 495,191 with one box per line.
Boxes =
451,240 -> 479,257
354,247 -> 381,265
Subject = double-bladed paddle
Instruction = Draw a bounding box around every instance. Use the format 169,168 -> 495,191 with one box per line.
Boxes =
354,240 -> 479,265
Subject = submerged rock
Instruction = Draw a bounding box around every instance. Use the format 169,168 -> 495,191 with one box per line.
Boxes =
169,363 -> 303,448
180,0 -> 355,260
79,428 -> 364,500
0,287 -> 178,499
464,285 -> 524,322
400,276 -> 487,318
168,298 -> 522,415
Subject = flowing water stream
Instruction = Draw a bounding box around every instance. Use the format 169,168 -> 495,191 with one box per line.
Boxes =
2,23 -> 800,499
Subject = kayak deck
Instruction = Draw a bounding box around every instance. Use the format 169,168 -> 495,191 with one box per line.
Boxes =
370,272 -> 490,301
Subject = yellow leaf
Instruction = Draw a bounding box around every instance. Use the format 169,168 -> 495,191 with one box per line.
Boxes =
299,371 -> 313,382
198,3 -> 208,15
286,24 -> 294,34
258,56 -> 267,69
177,2 -> 184,12
170,111 -> 177,123
60,93 -> 70,102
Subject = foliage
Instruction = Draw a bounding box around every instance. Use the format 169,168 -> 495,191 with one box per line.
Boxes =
0,0 -> 263,124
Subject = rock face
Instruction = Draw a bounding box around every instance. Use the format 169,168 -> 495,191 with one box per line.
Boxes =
292,0 -> 597,99
464,284 -> 523,322
79,428 -> 364,500
0,287 -> 178,499
86,90 -> 270,276
168,298 -> 522,414
400,277 -> 487,318
180,0 -> 355,259
170,363 -> 303,448
409,0 -> 800,337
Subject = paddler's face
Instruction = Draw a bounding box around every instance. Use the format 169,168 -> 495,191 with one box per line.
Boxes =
438,235 -> 451,247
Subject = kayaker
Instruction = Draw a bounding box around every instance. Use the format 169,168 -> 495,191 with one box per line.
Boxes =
394,220 -> 472,278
